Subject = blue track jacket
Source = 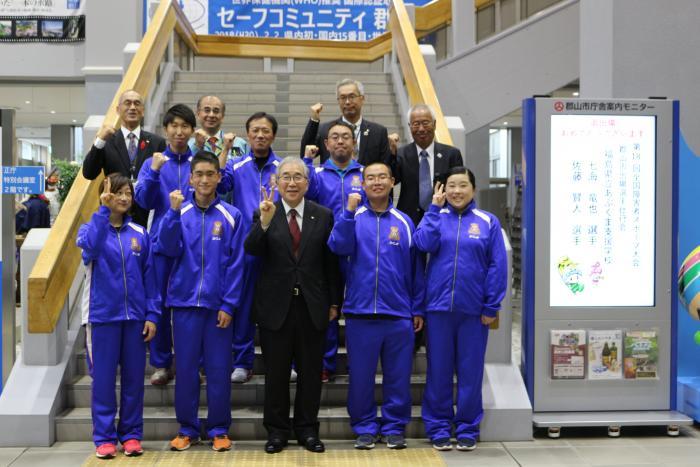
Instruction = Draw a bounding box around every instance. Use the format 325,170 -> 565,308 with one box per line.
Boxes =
414,201 -> 507,317
218,150 -> 281,230
154,197 -> 244,315
134,146 -> 195,237
304,157 -> 365,219
77,206 -> 160,324
328,201 -> 425,318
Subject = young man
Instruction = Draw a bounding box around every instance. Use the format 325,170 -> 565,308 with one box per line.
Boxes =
189,95 -> 249,165
303,121 -> 363,382
135,104 -> 196,385
218,112 -> 282,383
154,151 -> 245,452
328,162 -> 425,450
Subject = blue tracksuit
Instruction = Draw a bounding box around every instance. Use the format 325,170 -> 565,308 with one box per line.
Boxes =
328,201 -> 425,436
218,150 -> 280,370
134,146 -> 194,369
154,197 -> 245,438
77,206 -> 160,447
415,201 -> 507,442
304,157 -> 364,373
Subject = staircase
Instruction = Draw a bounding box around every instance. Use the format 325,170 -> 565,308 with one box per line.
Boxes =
58,321 -> 432,440
162,70 -> 406,158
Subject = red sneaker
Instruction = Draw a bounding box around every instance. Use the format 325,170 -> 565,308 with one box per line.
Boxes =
95,443 -> 117,459
122,439 -> 144,456
321,369 -> 334,383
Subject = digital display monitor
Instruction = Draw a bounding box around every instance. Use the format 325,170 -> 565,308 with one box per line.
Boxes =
549,114 -> 656,307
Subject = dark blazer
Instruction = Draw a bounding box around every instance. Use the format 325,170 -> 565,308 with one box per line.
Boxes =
244,200 -> 341,332
82,129 -> 166,226
300,117 -> 391,166
393,141 -> 464,226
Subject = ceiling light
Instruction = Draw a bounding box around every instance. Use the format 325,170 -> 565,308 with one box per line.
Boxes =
25,100 -> 31,104
503,121 -> 508,125
50,110 -> 56,114
72,119 -> 77,123
572,91 -> 579,97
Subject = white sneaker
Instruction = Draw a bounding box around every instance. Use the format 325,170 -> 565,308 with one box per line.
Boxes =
150,368 -> 172,386
290,368 -> 298,382
230,368 -> 252,383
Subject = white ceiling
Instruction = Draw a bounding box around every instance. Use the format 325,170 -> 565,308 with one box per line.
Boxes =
0,83 -> 86,127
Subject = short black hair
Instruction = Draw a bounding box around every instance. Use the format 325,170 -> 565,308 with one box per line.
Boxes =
363,161 -> 393,177
163,103 -> 196,129
190,150 -> 220,173
196,95 -> 226,115
326,120 -> 356,138
447,166 -> 476,188
245,112 -> 278,136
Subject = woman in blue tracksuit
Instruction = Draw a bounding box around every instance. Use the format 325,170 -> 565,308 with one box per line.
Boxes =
77,174 -> 159,459
415,166 -> 507,452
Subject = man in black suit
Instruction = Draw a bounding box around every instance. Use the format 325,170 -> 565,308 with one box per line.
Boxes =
299,78 -> 392,166
391,104 -> 464,227
82,89 -> 166,226
244,156 -> 341,455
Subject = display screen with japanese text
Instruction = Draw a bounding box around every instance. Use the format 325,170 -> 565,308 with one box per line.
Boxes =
549,114 -> 656,307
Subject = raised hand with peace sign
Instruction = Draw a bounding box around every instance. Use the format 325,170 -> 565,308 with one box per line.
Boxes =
259,185 -> 277,229
432,181 -> 446,208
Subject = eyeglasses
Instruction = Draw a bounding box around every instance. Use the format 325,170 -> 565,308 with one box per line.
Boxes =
409,120 -> 434,129
364,174 -> 390,182
328,133 -> 353,141
279,174 -> 307,183
337,94 -> 362,103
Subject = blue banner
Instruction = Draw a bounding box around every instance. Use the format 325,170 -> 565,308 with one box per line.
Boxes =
208,0 -> 390,40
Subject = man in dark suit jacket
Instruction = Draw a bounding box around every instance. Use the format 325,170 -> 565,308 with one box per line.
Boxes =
392,104 -> 464,227
82,89 -> 166,227
244,157 -> 341,455
299,78 -> 391,166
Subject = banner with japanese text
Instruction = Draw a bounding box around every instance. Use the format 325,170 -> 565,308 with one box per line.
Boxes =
145,0 -> 430,40
0,0 -> 85,42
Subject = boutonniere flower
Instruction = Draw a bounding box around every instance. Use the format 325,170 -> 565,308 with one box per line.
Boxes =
363,129 -> 370,136
139,140 -> 147,150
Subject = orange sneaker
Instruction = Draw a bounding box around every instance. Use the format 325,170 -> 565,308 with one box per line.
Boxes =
95,442 -> 117,459
170,434 -> 195,451
212,434 -> 232,452
122,439 -> 143,456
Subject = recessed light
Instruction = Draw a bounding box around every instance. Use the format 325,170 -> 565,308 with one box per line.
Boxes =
50,110 -> 56,114
72,119 -> 77,123
25,100 -> 31,104
572,91 -> 579,97
503,121 -> 508,125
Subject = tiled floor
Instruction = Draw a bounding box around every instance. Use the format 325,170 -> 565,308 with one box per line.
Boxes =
3,426 -> 700,467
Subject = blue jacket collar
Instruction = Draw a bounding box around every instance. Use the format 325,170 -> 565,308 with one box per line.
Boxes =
323,158 -> 363,173
446,199 -> 476,215
164,145 -> 193,162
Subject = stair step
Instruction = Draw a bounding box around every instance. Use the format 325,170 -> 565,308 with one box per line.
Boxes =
167,91 -> 397,103
74,346 -> 428,377
172,82 -> 395,94
157,113 -> 403,127
164,100 -> 398,115
175,71 -> 392,84
66,374 -> 439,408
55,406 -> 426,441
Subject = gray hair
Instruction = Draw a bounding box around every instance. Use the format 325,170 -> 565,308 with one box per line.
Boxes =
407,103 -> 437,125
336,78 -> 365,98
277,156 -> 309,178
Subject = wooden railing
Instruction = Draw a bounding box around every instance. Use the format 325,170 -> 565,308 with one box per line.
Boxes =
29,0 -> 457,333
27,0 -> 195,333
390,0 -> 453,145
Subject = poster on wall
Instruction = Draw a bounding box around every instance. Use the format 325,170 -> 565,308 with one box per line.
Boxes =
145,0 -> 427,40
0,0 -> 85,42
588,330 -> 622,380
549,114 -> 657,307
550,329 -> 586,380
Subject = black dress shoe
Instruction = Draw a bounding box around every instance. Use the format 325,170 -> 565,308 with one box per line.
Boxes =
265,438 -> 287,454
298,436 -> 325,453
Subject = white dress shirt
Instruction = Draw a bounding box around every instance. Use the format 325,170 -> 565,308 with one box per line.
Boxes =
282,198 -> 305,231
416,141 -> 435,182
93,126 -> 141,149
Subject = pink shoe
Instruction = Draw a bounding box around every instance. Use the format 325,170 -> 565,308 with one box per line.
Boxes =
95,443 -> 117,459
122,439 -> 144,456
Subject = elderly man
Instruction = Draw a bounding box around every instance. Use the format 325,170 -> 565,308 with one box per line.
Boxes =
300,78 -> 391,166
82,89 -> 166,227
189,95 -> 249,165
391,104 -> 464,227
245,156 -> 341,454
